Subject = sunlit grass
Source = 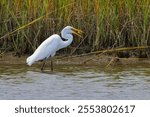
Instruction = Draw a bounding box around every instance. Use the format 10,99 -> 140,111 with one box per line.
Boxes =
0,0 -> 150,57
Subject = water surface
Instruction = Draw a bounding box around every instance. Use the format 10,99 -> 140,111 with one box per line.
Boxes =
0,63 -> 150,99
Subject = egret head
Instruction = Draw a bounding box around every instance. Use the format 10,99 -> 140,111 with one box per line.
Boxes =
61,26 -> 83,39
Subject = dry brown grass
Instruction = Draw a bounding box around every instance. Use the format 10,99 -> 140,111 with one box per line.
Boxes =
0,0 -> 150,57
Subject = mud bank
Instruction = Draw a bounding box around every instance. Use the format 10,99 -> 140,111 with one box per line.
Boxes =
0,53 -> 150,68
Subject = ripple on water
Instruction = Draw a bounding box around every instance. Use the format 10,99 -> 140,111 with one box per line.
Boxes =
0,64 -> 150,99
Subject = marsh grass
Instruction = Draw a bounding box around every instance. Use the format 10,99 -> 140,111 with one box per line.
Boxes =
0,0 -> 150,57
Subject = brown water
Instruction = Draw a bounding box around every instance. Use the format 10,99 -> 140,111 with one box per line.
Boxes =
0,63 -> 150,99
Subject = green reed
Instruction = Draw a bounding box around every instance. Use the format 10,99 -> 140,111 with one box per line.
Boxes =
0,0 -> 150,57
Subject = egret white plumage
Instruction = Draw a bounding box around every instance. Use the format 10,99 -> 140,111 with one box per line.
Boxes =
26,26 -> 83,71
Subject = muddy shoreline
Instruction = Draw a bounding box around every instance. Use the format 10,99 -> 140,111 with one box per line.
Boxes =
1,53 -> 150,68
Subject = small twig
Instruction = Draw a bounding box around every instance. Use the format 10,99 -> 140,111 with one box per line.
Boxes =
0,51 -> 5,57
105,57 -> 120,68
70,35 -> 87,56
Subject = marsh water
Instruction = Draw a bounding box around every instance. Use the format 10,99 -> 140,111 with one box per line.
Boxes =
0,62 -> 150,100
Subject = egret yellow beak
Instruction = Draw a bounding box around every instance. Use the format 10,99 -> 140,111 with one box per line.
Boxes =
71,27 -> 83,37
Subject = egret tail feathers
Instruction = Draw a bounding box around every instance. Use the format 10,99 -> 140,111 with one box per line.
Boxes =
26,55 -> 35,66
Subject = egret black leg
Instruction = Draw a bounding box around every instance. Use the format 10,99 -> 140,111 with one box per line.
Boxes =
51,59 -> 53,71
41,59 -> 46,71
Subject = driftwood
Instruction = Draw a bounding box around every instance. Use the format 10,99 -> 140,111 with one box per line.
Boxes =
58,46 -> 150,60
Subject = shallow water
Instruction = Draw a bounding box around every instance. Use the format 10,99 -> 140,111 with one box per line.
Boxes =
0,63 -> 150,99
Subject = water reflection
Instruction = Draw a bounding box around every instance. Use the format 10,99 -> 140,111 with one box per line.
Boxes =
0,64 -> 150,99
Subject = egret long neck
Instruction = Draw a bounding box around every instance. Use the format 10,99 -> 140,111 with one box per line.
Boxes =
58,34 -> 73,49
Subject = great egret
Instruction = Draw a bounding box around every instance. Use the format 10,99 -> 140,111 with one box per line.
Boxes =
26,26 -> 83,71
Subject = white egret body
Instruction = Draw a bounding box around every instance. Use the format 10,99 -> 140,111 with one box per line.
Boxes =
26,26 -> 82,71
